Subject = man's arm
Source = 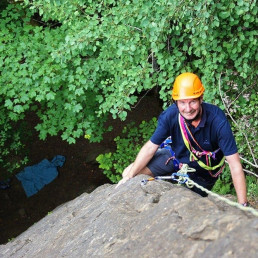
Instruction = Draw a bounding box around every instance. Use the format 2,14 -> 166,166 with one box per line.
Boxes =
116,140 -> 159,187
226,153 -> 247,204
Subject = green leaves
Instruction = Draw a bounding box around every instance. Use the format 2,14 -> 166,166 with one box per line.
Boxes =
96,118 -> 157,183
0,1 -> 257,180
219,11 -> 230,19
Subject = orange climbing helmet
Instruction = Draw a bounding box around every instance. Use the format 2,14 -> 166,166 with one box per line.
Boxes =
172,72 -> 205,100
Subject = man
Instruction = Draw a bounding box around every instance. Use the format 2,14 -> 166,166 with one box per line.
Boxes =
117,72 -> 248,206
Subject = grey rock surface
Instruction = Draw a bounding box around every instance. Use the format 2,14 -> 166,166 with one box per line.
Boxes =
0,175 -> 257,258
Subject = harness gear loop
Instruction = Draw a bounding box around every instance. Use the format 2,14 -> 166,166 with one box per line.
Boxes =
160,136 -> 181,171
178,114 -> 225,177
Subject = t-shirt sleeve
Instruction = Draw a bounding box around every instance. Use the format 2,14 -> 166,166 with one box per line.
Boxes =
150,111 -> 171,145
216,119 -> 238,156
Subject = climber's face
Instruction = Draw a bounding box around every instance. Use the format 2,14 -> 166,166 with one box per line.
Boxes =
177,97 -> 203,121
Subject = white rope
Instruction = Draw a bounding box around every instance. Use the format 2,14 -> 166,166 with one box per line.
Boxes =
177,164 -> 258,217
185,178 -> 258,217
141,164 -> 258,217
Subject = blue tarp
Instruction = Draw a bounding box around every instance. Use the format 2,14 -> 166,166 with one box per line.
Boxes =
16,155 -> 65,197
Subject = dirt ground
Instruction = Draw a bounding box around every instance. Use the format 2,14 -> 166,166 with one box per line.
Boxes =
0,93 -> 163,244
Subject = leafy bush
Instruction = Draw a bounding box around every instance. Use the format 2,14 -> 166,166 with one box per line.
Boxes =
212,167 -> 235,195
246,174 -> 258,198
0,1 -> 257,179
96,118 -> 157,183
1,1 -> 257,141
0,113 -> 29,177
212,166 -> 258,198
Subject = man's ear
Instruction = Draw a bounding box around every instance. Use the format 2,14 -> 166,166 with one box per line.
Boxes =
200,95 -> 203,104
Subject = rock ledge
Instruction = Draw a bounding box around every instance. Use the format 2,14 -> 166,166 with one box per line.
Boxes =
0,175 -> 257,258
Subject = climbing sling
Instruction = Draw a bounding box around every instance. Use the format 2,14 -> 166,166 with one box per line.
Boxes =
178,114 -> 225,177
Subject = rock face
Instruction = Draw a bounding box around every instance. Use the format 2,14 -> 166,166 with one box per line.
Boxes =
0,175 -> 257,258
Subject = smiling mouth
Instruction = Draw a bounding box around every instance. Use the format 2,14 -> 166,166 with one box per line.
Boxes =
184,112 -> 195,116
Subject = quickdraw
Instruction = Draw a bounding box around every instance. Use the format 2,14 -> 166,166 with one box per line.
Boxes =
141,164 -> 196,188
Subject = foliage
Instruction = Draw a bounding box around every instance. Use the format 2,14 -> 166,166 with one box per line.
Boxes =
213,166 -> 258,197
224,88 -> 257,171
0,109 -> 29,176
212,167 -> 235,195
0,0 -> 257,179
96,118 -> 157,183
245,174 -> 258,198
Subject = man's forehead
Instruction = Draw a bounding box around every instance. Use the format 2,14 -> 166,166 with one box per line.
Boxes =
177,98 -> 200,102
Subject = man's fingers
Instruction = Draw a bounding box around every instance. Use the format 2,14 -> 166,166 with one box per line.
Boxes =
115,180 -> 122,189
115,177 -> 128,189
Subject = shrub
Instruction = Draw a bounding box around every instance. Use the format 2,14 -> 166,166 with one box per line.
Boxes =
96,118 -> 157,183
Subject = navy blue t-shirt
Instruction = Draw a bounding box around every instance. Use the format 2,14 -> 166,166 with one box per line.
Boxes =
150,102 -> 238,181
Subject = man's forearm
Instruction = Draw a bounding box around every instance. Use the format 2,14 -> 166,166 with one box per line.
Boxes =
231,169 -> 247,204
226,153 -> 247,204
127,140 -> 159,178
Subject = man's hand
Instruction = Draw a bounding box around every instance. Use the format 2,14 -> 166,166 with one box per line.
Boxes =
122,163 -> 133,178
115,164 -> 133,188
115,140 -> 159,189
116,176 -> 130,188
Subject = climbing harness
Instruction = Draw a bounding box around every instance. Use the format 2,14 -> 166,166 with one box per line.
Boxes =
141,164 -> 196,188
178,114 -> 225,177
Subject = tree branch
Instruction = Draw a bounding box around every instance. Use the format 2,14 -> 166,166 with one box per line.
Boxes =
132,89 -> 153,109
240,156 -> 258,168
126,24 -> 142,32
225,160 -> 257,177
218,73 -> 257,167
243,168 -> 258,178
228,84 -> 253,109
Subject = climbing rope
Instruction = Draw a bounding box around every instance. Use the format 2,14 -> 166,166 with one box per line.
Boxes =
184,178 -> 258,217
141,164 -> 258,217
